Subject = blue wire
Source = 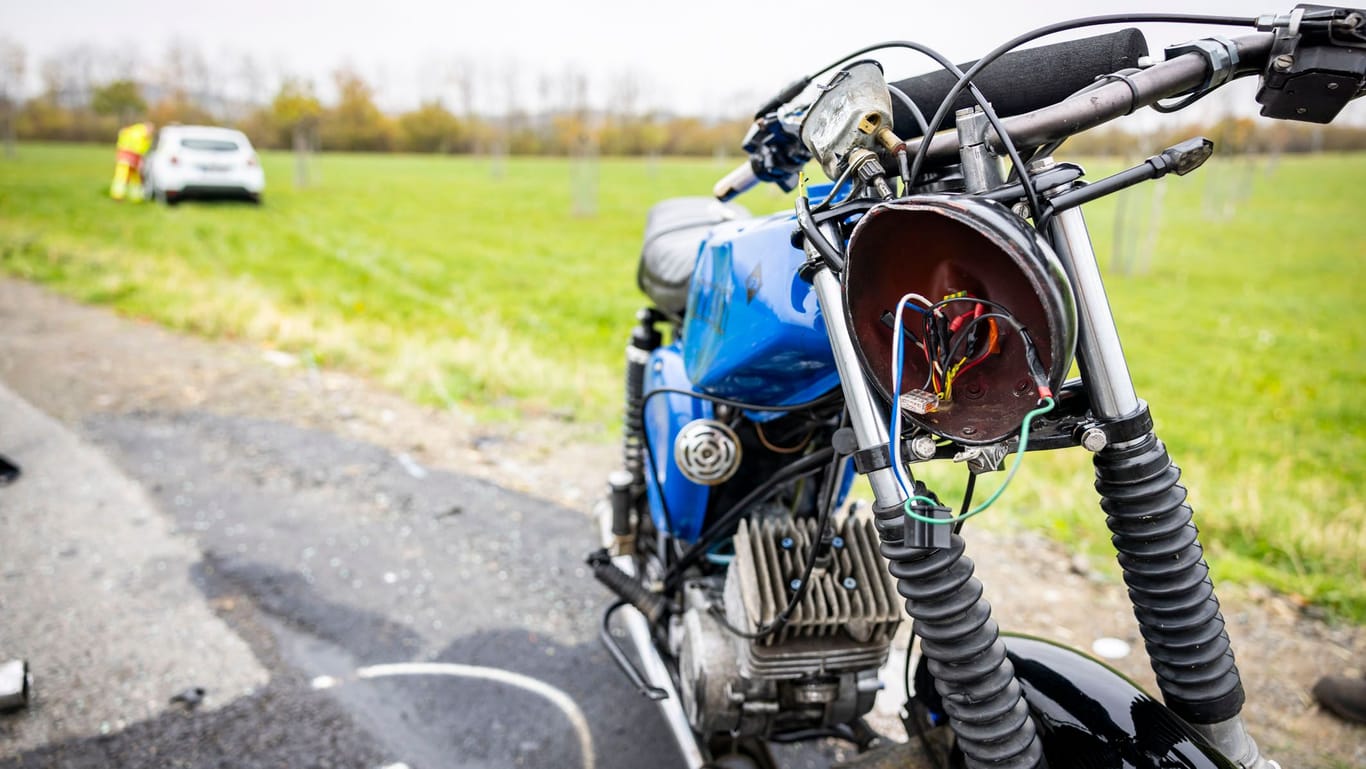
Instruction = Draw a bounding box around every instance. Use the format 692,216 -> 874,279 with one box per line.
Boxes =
889,294 -> 927,496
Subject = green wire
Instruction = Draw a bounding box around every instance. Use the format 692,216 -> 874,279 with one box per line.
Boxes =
903,397 -> 1056,525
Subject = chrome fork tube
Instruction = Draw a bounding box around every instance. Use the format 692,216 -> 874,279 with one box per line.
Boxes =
810,265 -> 906,509
1047,204 -> 1275,769
1047,206 -> 1141,421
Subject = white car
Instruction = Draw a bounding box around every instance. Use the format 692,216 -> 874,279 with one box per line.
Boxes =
144,125 -> 265,205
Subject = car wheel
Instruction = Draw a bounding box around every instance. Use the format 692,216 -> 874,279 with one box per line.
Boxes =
248,193 -> 262,206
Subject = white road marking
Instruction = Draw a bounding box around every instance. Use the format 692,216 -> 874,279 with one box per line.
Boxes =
354,662 -> 595,769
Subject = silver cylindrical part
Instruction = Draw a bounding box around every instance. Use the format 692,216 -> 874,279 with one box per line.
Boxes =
1047,206 -> 1140,420
1194,716 -> 1280,769
811,268 -> 905,508
596,505 -> 705,768
955,107 -> 1004,194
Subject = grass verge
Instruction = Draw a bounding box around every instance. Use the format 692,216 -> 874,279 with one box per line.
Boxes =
1,143 -> 1362,619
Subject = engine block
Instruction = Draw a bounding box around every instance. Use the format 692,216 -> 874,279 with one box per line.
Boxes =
675,512 -> 903,738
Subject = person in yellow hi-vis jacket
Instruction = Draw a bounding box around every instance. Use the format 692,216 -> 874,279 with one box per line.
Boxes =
109,122 -> 154,202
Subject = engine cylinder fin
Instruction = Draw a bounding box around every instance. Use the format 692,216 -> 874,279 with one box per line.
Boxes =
729,514 -> 902,649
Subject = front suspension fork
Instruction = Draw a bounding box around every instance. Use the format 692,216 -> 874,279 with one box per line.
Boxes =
811,261 -> 1046,769
1048,206 -> 1274,769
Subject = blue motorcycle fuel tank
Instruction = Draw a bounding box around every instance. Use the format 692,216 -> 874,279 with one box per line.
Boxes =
681,213 -> 839,406
642,209 -> 842,543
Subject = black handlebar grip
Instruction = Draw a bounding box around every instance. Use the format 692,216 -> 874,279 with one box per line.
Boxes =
890,28 -> 1149,139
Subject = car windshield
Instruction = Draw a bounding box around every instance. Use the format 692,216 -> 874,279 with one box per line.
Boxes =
179,138 -> 239,152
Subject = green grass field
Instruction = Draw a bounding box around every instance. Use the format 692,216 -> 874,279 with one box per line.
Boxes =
1,143 -> 1363,619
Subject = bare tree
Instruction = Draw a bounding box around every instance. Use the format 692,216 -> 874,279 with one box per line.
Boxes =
445,57 -> 478,153
271,78 -> 322,188
234,52 -> 268,116
0,38 -> 24,157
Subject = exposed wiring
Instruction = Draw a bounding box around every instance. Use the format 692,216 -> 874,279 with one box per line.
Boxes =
887,82 -> 930,138
903,397 -> 1056,526
792,39 -> 1042,221
635,384 -> 840,567
708,413 -> 848,640
953,472 -> 977,536
889,292 -> 934,495
755,421 -> 814,454
664,446 -> 835,590
640,386 -> 840,414
812,163 -> 858,212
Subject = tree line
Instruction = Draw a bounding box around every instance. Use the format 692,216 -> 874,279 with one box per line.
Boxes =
2,38 -> 1363,158
0,40 -> 751,157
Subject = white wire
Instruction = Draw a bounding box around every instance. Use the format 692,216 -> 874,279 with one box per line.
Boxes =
889,293 -> 931,496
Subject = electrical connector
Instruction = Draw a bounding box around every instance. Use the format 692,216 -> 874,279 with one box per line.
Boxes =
900,389 -> 940,415
904,495 -> 952,549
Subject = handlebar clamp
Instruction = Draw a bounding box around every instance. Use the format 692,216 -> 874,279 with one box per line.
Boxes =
1164,37 -> 1241,93
1256,4 -> 1366,122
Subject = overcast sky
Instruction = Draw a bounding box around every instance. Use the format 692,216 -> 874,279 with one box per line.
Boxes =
5,0 -> 1362,123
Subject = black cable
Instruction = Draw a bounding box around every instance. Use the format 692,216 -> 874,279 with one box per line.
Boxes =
887,82 -> 930,138
902,637 -> 949,769
640,386 -> 840,414
941,311 -> 1026,373
857,41 -> 1045,221
794,40 -> 1044,220
636,384 -> 840,586
908,13 -> 1259,191
811,162 -> 857,213
706,418 -> 846,640
796,196 -> 846,272
664,447 -> 835,589
1150,90 -> 1214,113
953,472 -> 977,536
928,295 -> 1019,316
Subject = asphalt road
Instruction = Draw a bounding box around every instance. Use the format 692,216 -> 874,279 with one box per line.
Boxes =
0,385 -> 685,768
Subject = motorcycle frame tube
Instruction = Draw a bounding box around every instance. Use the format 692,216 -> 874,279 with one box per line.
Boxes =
1046,205 -> 1141,421
810,265 -> 906,509
597,507 -> 706,769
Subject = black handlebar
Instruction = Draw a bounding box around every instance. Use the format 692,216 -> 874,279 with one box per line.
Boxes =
889,29 -> 1151,140
900,33 -> 1277,168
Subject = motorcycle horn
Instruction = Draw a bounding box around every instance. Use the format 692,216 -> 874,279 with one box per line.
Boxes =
843,197 -> 1077,445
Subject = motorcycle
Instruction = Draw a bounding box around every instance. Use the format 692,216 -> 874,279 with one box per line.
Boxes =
588,6 -> 1366,768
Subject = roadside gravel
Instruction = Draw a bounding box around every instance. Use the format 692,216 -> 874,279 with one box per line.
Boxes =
0,278 -> 1360,767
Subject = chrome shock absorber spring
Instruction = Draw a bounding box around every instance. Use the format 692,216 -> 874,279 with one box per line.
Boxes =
874,493 -> 1044,769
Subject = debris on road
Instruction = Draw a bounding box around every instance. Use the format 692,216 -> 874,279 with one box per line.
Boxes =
169,686 -> 206,709
0,659 -> 31,713
0,455 -> 20,485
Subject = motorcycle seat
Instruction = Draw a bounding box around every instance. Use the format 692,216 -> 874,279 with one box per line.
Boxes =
638,196 -> 750,315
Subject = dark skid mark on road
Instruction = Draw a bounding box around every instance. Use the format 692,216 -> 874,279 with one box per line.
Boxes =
195,553 -> 427,664
56,409 -> 682,769
0,683 -> 391,769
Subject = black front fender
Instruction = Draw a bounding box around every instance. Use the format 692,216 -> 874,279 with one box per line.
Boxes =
917,634 -> 1238,769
